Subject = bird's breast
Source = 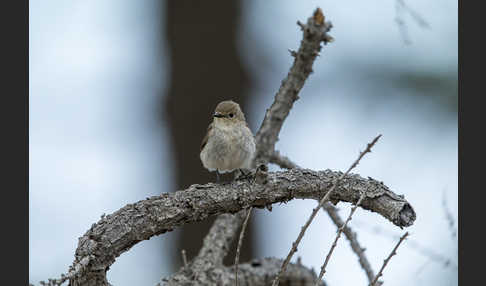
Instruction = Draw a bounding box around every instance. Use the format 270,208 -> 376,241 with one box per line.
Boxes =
200,123 -> 255,172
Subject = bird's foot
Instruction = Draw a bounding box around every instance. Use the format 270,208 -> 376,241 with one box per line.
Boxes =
236,169 -> 254,183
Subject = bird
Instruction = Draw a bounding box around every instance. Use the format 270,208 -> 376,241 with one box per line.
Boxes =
200,100 -> 256,182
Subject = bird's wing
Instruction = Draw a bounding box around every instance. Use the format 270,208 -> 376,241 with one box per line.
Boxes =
200,122 -> 213,151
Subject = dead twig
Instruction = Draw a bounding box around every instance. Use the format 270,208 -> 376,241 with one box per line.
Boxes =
314,191 -> 367,285
270,151 -> 378,283
370,231 -> 410,286
442,190 -> 457,241
234,207 -> 253,286
323,203 -> 377,283
272,134 -> 382,286
353,220 -> 457,269
394,0 -> 430,45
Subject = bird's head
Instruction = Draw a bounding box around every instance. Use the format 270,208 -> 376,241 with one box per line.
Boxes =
212,100 -> 246,125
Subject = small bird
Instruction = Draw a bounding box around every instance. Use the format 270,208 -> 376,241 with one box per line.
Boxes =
200,100 -> 256,182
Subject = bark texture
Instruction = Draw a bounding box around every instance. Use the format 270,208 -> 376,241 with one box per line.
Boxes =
161,211 -> 325,285
65,168 -> 415,285
254,8 -> 333,167
161,258 -> 325,286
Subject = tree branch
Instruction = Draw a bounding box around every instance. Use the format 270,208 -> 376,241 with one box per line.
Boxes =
33,7 -> 416,286
153,8 -> 335,286
370,232 -> 409,286
322,204 -> 377,284
193,211 -> 248,266
160,257 -> 325,286
65,168 -> 415,285
235,207 -> 253,286
315,192 -> 367,284
270,150 -> 379,284
254,7 -> 333,167
271,135 -> 382,286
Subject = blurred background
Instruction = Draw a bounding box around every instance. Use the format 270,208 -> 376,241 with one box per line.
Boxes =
29,0 -> 457,285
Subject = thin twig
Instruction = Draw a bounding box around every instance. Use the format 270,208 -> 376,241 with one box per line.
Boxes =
181,249 -> 188,268
396,0 -> 430,28
235,207 -> 253,286
352,219 -> 457,269
323,203 -> 377,283
442,190 -> 457,241
269,151 -> 378,283
413,258 -> 432,277
314,191 -> 367,285
395,2 -> 411,45
370,231 -> 410,286
394,0 -> 430,45
272,134 -> 382,286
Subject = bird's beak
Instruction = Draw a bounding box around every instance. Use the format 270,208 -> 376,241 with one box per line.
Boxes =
214,112 -> 224,118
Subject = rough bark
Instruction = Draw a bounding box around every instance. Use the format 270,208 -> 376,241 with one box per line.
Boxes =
194,212 -> 248,266
64,168 -> 415,285
161,258 -> 325,286
254,8 -> 333,167
161,211 -> 325,285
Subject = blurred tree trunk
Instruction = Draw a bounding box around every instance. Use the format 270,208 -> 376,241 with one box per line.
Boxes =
163,0 -> 254,270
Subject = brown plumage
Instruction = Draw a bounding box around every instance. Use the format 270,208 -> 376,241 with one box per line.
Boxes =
200,100 -> 247,151
200,100 -> 255,176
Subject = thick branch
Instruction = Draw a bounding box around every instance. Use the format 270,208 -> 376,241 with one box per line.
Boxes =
36,8 -> 412,286
66,169 -> 414,285
254,8 -> 333,166
160,257 -> 325,286
193,211 -> 248,266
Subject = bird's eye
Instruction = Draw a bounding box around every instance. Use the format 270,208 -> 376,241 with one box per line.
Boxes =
229,113 -> 234,118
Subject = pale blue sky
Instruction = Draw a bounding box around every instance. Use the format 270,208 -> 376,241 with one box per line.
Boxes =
29,1 -> 457,285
